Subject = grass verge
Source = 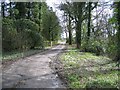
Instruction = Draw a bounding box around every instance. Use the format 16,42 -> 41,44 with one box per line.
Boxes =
2,49 -> 44,62
57,45 -> 119,89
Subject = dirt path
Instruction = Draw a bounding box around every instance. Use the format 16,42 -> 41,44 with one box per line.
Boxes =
2,44 -> 66,88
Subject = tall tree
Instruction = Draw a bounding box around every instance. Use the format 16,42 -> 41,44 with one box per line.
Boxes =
74,2 -> 85,49
9,0 -> 12,18
42,3 -> 60,42
68,13 -> 72,45
26,2 -> 31,19
39,2 -> 42,32
116,1 -> 120,62
87,2 -> 92,42
59,3 -> 73,45
1,2 -> 5,18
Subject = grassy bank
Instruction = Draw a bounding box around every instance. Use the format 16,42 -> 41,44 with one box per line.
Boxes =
59,45 -> 119,89
2,41 -> 58,62
2,49 -> 44,61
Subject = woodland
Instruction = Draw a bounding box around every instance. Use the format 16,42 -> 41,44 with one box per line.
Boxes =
1,1 -> 120,89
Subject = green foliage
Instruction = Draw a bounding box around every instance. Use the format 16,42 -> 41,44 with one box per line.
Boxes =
15,2 -> 27,19
66,37 -> 76,44
60,47 -> 119,89
67,74 -> 81,88
107,44 -> 117,58
86,71 -> 119,88
2,2 -> 61,54
15,19 -> 39,32
15,19 -> 44,49
61,49 -> 110,68
2,18 -> 44,52
109,17 -> 117,25
41,5 -> 61,41
82,40 -> 104,56
2,18 -> 17,51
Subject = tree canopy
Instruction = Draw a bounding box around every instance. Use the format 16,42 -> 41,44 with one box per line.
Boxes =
2,2 -> 61,51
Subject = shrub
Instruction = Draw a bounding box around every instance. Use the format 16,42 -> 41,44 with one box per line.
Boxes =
2,18 -> 17,51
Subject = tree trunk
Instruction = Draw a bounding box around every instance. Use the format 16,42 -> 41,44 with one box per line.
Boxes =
116,2 -> 120,62
87,2 -> 92,42
2,2 -> 5,18
27,2 -> 31,19
76,19 -> 82,49
39,2 -> 41,32
75,3 -> 83,49
68,14 -> 72,45
9,1 -> 12,18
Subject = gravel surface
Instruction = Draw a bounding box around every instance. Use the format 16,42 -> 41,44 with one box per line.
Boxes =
2,45 -> 66,89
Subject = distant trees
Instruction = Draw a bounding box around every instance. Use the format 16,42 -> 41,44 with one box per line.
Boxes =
59,2 -> 73,45
87,2 -> 97,43
2,1 -> 61,52
59,2 -> 86,48
42,4 -> 61,42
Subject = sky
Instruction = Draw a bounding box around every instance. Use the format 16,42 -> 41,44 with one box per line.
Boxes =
46,0 -> 64,21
